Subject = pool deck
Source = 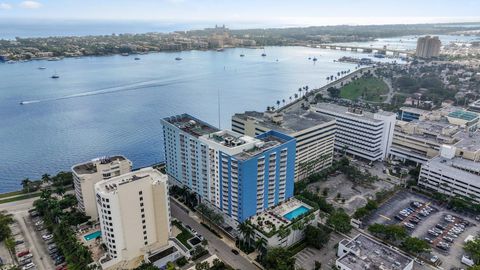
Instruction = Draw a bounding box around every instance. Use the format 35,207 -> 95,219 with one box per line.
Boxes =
248,198 -> 312,234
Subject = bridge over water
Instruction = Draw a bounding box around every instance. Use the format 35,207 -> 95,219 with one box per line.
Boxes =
317,44 -> 414,57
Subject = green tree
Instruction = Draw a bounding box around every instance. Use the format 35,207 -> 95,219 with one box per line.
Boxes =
304,225 -> 330,249
368,224 -> 407,242
465,237 -> 480,264
263,247 -> 296,270
41,173 -> 51,185
21,178 -> 32,193
326,209 -> 352,233
195,261 -> 210,270
401,237 -> 430,254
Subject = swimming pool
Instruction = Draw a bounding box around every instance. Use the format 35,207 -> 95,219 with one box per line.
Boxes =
283,206 -> 310,220
84,230 -> 101,241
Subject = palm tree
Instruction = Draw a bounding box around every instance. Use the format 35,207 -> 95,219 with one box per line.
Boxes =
282,99 -> 285,106
55,186 -> 66,197
254,237 -> 268,256
266,106 -> 271,112
298,87 -> 302,97
22,178 -> 32,193
326,76 -> 330,81
276,100 -> 280,108
294,93 -> 298,99
238,221 -> 254,248
41,173 -> 51,185
289,96 -> 292,102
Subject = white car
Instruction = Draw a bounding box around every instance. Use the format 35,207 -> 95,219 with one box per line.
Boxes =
22,262 -> 35,270
42,234 -> 53,241
22,253 -> 33,260
35,220 -> 44,226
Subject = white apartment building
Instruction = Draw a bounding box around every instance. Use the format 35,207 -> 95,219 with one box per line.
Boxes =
95,167 -> 171,269
72,156 -> 132,220
314,103 -> 396,162
232,109 -> 336,181
337,234 -> 413,270
419,145 -> 480,202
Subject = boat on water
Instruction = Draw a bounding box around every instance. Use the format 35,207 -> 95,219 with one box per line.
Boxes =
261,53 -> 267,57
51,73 -> 60,79
313,57 -> 318,61
19,101 -> 25,105
38,67 -> 47,70
134,57 -> 140,60
175,57 -> 182,61
240,54 -> 245,57
216,48 -> 224,52
121,53 -> 129,56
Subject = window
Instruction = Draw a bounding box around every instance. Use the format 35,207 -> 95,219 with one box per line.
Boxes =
140,197 -> 143,201
142,220 -> 146,224
140,203 -> 144,207
144,236 -> 147,240
141,214 -> 145,218
143,225 -> 146,229
144,241 -> 148,245
141,208 -> 144,213
143,230 -> 147,235
139,191 -> 143,195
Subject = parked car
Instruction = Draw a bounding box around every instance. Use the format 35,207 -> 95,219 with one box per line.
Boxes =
42,234 -> 53,241
22,254 -> 33,260
22,262 -> 35,270
16,250 -> 29,257
231,249 -> 239,255
15,239 -> 25,245
19,258 -> 32,266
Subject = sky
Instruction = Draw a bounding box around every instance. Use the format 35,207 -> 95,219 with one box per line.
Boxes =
0,0 -> 480,28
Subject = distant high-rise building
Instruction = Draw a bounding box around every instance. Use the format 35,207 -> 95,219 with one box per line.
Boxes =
72,156 -> 132,220
95,167 -> 171,269
161,114 -> 296,222
416,36 -> 441,58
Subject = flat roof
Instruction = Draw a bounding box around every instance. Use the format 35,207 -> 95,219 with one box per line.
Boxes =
339,234 -> 413,270
202,130 -> 258,149
163,114 -> 219,138
233,134 -> 286,161
400,106 -> 429,115
72,155 -> 127,175
448,110 -> 479,121
96,167 -> 166,193
315,103 -> 394,123
233,108 -> 334,134
454,131 -> 480,152
428,156 -> 480,177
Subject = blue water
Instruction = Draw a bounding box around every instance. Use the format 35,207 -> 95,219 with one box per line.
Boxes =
0,46 -> 401,192
283,205 -> 310,220
84,230 -> 101,241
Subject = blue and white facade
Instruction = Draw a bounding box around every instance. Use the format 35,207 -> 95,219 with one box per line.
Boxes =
161,114 -> 296,222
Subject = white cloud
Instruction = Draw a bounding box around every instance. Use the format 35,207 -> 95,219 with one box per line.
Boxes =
19,0 -> 42,9
0,3 -> 12,9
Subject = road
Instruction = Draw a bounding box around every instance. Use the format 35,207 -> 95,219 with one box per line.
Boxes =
170,201 -> 258,270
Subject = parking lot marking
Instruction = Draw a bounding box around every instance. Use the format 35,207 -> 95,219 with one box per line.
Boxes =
379,214 -> 391,221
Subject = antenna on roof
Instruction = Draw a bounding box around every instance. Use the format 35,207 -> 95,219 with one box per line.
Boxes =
218,89 -> 221,129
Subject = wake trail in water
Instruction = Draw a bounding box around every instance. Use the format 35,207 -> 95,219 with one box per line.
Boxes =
20,73 -> 209,105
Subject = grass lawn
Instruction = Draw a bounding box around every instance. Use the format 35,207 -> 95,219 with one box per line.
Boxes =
0,193 -> 40,204
340,77 -> 389,102
0,190 -> 25,199
173,220 -> 193,249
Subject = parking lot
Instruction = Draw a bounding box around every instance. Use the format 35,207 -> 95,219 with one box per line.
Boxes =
11,209 -> 66,270
365,190 -> 479,269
